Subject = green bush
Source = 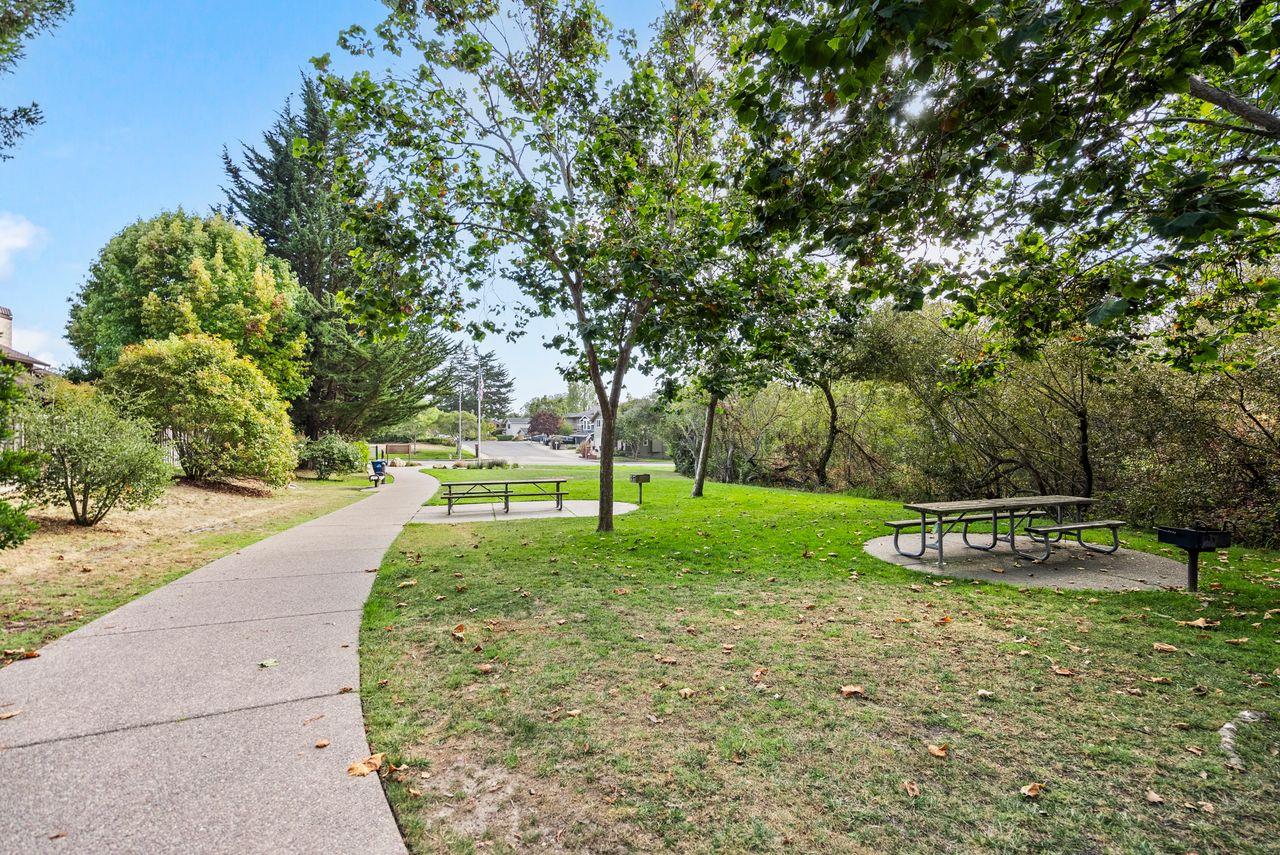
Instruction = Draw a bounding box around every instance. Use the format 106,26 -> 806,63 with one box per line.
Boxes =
0,367 -> 39,548
351,439 -> 371,465
299,434 -> 365,480
105,334 -> 298,487
19,380 -> 172,526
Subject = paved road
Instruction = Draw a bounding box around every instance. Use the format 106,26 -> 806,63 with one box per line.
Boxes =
480,440 -> 673,468
0,467 -> 440,854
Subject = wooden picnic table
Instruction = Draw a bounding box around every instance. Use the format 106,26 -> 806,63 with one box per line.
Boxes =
893,495 -> 1097,565
442,477 -> 568,515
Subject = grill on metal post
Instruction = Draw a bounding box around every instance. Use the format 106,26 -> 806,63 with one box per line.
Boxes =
1155,523 -> 1233,591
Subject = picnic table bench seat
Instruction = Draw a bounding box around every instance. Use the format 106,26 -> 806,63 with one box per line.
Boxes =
1025,519 -> 1125,555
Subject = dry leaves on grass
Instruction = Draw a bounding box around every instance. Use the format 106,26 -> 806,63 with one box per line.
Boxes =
1020,782 -> 1045,798
927,744 -> 949,759
1051,666 -> 1075,677
347,752 -> 385,777
397,579 -> 417,588
840,684 -> 865,698
903,780 -> 921,798
475,663 -> 495,674
1152,642 -> 1178,653
1145,790 -> 1164,804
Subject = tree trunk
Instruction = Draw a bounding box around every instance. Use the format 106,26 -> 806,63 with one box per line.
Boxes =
691,394 -> 719,498
816,381 -> 838,488
596,407 -> 616,533
1077,408 -> 1094,498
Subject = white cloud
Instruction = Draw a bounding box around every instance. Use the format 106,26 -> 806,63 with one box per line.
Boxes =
12,326 -> 73,369
0,212 -> 46,280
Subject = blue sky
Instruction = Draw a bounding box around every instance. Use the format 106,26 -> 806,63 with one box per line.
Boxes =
0,0 -> 661,405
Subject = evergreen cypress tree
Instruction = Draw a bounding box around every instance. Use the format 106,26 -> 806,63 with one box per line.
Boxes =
221,78 -> 451,438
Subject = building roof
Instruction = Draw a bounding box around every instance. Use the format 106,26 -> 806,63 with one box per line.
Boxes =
0,343 -> 49,368
565,408 -> 602,421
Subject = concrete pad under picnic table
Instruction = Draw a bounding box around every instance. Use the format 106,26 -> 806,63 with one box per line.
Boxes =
411,499 -> 637,524
864,532 -> 1187,591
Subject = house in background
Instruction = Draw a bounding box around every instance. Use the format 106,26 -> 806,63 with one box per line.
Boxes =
0,306 -> 50,374
501,416 -> 531,437
565,407 -> 604,449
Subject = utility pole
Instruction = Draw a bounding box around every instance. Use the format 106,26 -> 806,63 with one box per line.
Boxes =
475,347 -> 484,461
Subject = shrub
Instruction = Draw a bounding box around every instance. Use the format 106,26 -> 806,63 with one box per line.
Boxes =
0,367 -> 39,548
105,334 -> 298,486
351,440 -> 371,465
19,380 -> 171,526
298,434 -> 364,480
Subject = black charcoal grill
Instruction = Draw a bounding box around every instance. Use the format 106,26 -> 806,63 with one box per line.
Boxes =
1155,524 -> 1233,591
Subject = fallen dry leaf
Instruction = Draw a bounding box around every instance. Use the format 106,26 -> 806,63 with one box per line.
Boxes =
315,739 -> 330,749
1145,789 -> 1164,804
1020,782 -> 1045,799
1145,676 -> 1173,685
751,667 -> 769,684
678,687 -> 695,699
976,689 -> 995,700
1225,637 -> 1249,645
475,663 -> 494,674
840,684 -> 865,698
346,753 -> 385,777
396,579 -> 417,588
1198,801 -> 1215,814
0,709 -> 20,720
1152,642 -> 1178,653
927,744 -> 949,759
1051,666 -> 1075,677
903,779 -> 921,798
1177,617 -> 1219,629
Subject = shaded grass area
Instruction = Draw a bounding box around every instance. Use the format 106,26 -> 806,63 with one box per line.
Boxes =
1,474 -> 374,658
363,468 -> 1279,853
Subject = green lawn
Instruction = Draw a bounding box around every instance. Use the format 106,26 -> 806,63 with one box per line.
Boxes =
361,467 -> 1279,854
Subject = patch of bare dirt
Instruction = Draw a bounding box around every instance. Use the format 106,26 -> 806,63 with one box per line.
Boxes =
396,741 -> 656,853
0,480 -> 299,581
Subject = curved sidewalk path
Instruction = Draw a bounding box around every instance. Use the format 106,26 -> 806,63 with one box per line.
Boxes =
0,466 -> 439,854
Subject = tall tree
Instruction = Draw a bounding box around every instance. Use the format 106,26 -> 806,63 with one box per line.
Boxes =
320,2 -> 751,531
438,349 -> 516,421
725,0 -> 1280,371
0,0 -> 72,158
66,211 -> 309,399
221,78 -> 453,439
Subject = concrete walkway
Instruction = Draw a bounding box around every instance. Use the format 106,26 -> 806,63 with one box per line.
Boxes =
0,467 -> 440,854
